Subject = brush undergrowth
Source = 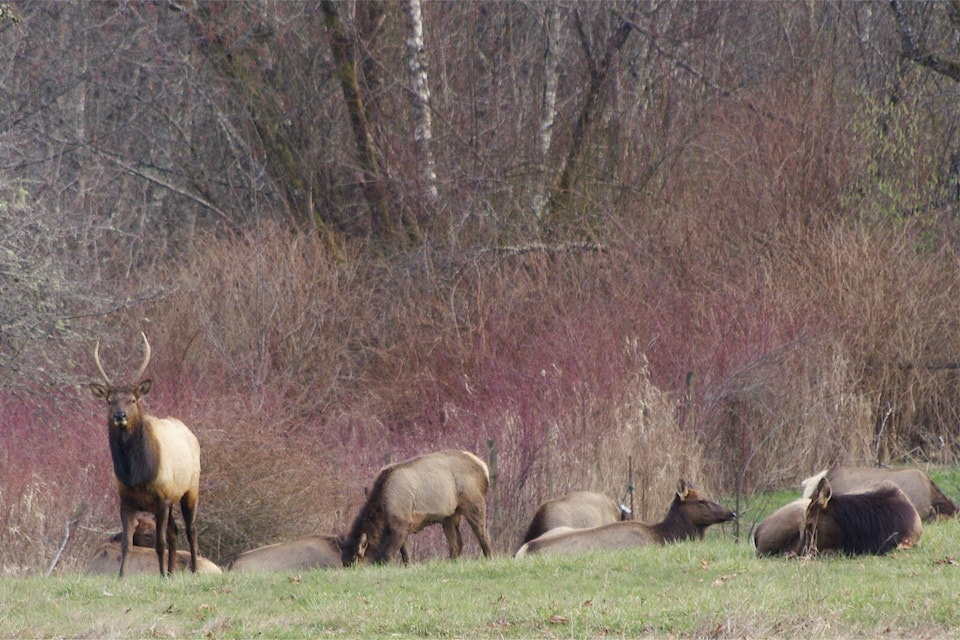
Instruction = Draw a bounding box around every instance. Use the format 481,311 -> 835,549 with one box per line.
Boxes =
2,518 -> 958,639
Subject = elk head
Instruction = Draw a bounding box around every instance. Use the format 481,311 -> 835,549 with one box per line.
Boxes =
89,332 -> 153,431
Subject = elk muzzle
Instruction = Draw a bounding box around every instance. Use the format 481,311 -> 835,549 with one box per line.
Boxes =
111,409 -> 129,429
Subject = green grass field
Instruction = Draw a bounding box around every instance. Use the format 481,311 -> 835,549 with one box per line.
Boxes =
3,515 -> 959,639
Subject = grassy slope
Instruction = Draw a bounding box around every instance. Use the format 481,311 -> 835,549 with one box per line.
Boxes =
2,518 -> 959,639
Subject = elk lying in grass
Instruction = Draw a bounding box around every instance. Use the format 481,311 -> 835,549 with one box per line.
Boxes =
86,541 -> 221,575
800,477 -> 922,556
90,332 -> 201,577
753,498 -> 809,557
802,466 -> 957,521
520,491 -> 626,548
228,535 -> 344,572
107,513 -> 158,548
515,480 -> 735,557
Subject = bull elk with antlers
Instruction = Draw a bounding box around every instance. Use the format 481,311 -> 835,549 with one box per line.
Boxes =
90,332 -> 201,577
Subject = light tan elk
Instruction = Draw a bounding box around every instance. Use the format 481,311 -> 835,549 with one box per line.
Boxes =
86,542 -> 221,576
520,491 -> 625,548
90,332 -> 201,577
753,498 -> 809,557
339,450 -> 493,565
228,535 -> 344,573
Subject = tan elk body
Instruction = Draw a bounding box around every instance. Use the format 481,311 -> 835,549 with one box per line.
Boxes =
90,332 -> 201,577
520,491 -> 625,549
339,450 -> 493,565
516,480 -> 735,557
228,535 -> 344,572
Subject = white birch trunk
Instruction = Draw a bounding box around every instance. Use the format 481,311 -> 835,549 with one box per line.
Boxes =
405,0 -> 438,204
533,3 -> 563,220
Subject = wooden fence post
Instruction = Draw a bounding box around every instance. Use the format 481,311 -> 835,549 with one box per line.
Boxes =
487,438 -> 499,531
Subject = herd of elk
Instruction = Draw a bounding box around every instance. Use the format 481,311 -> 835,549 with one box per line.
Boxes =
83,333 -> 955,575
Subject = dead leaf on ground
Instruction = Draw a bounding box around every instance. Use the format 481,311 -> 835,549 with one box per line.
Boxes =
712,572 -> 737,587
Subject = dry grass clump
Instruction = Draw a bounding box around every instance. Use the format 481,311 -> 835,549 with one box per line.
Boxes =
490,350 -> 699,550
196,412 -> 352,564
0,452 -> 113,575
0,478 -> 58,575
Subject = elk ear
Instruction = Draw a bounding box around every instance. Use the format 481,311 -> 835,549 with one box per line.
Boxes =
90,383 -> 109,400
135,379 -> 153,398
815,477 -> 832,508
677,479 -> 689,500
357,533 -> 368,559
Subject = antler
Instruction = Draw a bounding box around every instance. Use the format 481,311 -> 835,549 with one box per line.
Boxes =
134,331 -> 152,382
93,341 -> 113,386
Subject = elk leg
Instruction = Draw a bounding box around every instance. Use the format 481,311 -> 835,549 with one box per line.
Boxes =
462,502 -> 493,558
399,544 -> 410,564
180,491 -> 199,573
165,506 -> 179,574
442,515 -> 464,559
154,504 -> 171,577
118,505 -> 139,578
375,525 -> 406,564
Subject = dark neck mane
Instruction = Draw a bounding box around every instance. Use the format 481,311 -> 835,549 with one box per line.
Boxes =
651,496 -> 699,543
830,487 -> 910,554
347,470 -> 390,548
109,413 -> 158,487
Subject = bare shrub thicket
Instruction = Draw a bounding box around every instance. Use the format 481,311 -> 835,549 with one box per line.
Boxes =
138,227 -> 373,562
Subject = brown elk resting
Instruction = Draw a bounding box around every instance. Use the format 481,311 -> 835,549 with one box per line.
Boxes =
228,535 -> 344,572
753,498 -> 808,557
802,466 -> 957,521
520,491 -> 625,547
85,542 -> 221,575
516,480 -> 735,557
800,477 -> 922,556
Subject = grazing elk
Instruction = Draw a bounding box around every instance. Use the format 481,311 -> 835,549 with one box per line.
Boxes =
228,535 -> 343,572
802,466 -> 957,521
753,498 -> 808,557
520,491 -> 626,547
90,332 -> 201,577
516,480 -> 735,557
800,477 -> 922,556
339,450 -> 493,565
